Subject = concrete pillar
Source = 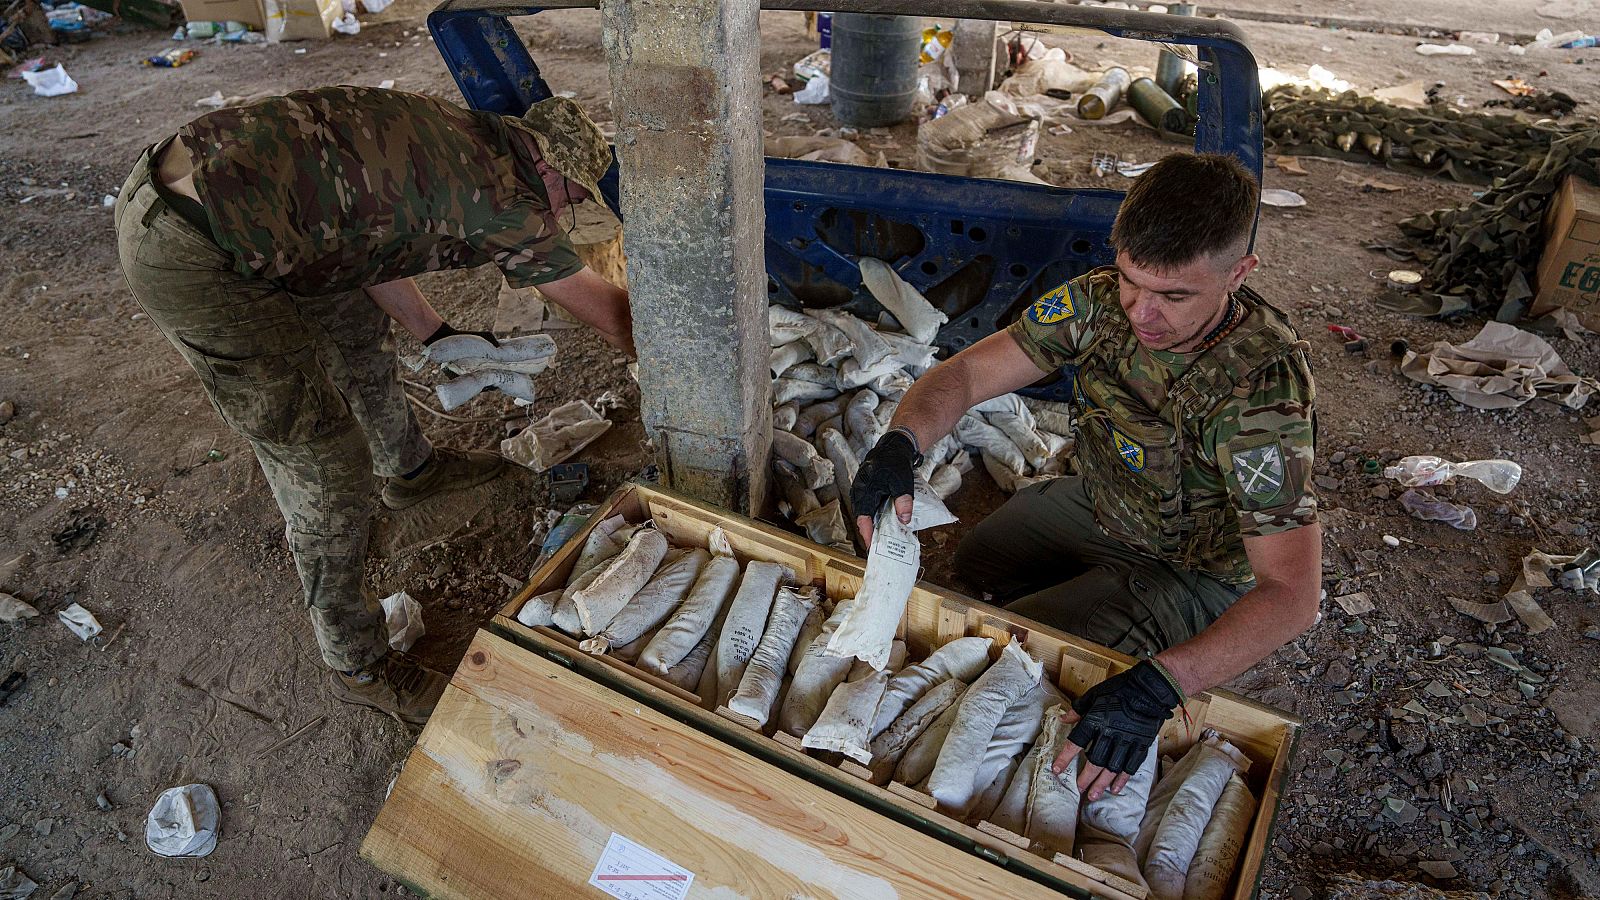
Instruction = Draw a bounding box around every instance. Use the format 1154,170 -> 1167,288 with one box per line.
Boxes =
953,19 -> 1001,97
600,0 -> 772,513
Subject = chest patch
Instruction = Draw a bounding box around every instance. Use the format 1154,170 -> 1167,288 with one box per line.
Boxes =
1027,281 -> 1076,325
1234,442 -> 1286,503
1111,427 -> 1145,472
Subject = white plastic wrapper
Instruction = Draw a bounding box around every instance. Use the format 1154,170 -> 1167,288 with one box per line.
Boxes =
146,784 -> 220,858
909,475 -> 960,531
843,389 -> 883,458
989,703 -> 1081,855
777,598 -> 858,736
772,429 -> 835,490
914,433 -> 958,482
770,340 -> 815,378
424,333 -> 557,375
774,377 -> 841,406
785,362 -> 842,387
774,459 -> 821,518
872,636 -> 992,737
436,370 -> 538,410
501,400 -> 612,472
801,642 -> 906,762
929,463 -> 964,499
809,308 -> 895,369
868,677 -> 967,784
640,529 -> 740,674
715,561 -> 793,706
796,499 -> 852,550
875,329 -> 939,376
824,505 -> 919,670
927,642 -> 1042,810
380,591 -> 425,652
859,257 -> 949,344
572,528 -> 670,636
803,320 -> 854,366
1184,773 -> 1257,900
894,689 -> 961,785
770,305 -> 819,346
58,602 -> 103,641
973,394 -> 1052,470
1077,742 -> 1160,891
773,402 -> 799,433
794,397 -> 845,438
868,370 -> 914,398
1143,733 -> 1251,900
838,355 -> 905,391
727,586 -> 821,725
580,548 -> 709,655
957,413 -> 1028,475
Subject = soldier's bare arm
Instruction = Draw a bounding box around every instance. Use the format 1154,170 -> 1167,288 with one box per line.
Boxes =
888,330 -> 1049,452
365,277 -> 445,341
1152,523 -> 1322,698
537,266 -> 636,358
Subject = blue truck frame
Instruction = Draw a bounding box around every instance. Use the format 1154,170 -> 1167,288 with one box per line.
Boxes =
428,0 -> 1264,398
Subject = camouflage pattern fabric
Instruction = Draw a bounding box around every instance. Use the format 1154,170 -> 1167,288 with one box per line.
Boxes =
176,86 -> 584,297
1262,85 -> 1592,186
113,146 -> 403,673
517,96 -> 613,209
1006,267 -> 1318,585
953,477 -> 1248,656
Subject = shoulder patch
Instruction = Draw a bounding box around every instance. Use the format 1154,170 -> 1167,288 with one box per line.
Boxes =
1027,280 -> 1077,325
1110,426 -> 1145,472
1231,440 -> 1288,505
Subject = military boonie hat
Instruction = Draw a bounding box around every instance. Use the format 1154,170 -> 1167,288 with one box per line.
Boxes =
520,96 -> 612,213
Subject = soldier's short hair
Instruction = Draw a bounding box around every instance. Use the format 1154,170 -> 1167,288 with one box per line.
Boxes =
1110,153 -> 1258,271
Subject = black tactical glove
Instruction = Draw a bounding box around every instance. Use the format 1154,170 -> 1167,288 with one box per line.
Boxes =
1066,660 -> 1182,776
423,322 -> 499,347
850,429 -> 922,522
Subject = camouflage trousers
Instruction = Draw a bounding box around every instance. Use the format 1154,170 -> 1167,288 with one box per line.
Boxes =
953,476 -> 1249,657
113,144 -> 432,672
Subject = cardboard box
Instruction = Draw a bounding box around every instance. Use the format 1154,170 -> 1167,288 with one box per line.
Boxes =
178,0 -> 264,28
1533,174 -> 1600,331
263,0 -> 340,41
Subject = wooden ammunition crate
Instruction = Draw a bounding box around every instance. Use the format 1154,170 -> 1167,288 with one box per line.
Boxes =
363,482 -> 1299,899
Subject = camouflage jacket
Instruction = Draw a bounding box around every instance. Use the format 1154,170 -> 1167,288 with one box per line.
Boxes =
177,86 -> 583,297
1007,267 -> 1317,584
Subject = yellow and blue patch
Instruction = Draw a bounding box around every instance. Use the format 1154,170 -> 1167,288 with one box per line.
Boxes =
1111,427 -> 1145,472
1026,281 -> 1077,325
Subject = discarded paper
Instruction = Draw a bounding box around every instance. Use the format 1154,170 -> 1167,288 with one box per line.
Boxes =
145,784 -> 220,858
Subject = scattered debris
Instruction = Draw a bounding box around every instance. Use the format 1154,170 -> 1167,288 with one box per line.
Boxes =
21,64 -> 76,97
0,864 -> 37,900
1260,188 -> 1306,208
145,784 -> 220,858
1383,455 -> 1521,494
57,603 -> 102,640
1399,322 -> 1599,410
1333,591 -> 1374,616
1491,78 -> 1536,98
0,594 -> 39,623
51,509 -> 107,553
1274,155 -> 1309,176
1414,43 -> 1473,56
141,48 -> 197,68
1447,596 -> 1513,625
380,591 -> 424,652
500,399 -> 612,473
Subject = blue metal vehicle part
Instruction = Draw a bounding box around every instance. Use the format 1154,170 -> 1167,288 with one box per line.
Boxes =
428,0 -> 1263,397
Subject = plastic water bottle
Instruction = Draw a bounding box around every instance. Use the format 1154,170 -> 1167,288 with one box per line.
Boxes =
1562,35 -> 1599,48
1383,455 -> 1522,494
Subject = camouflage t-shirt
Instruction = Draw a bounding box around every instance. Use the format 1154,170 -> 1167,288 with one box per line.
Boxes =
178,86 -> 584,296
1006,267 -> 1317,582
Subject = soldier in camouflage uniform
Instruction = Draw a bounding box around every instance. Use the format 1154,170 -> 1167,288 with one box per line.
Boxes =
112,87 -> 631,726
852,154 -> 1321,799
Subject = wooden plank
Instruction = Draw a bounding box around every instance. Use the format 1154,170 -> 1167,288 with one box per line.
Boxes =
715,705 -> 763,732
364,631 -> 1067,900
977,820 -> 1031,851
1054,853 -> 1147,900
527,623 -> 703,708
1233,723 -> 1297,900
886,781 -> 937,811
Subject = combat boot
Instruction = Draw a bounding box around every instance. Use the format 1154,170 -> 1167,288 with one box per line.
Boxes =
327,652 -> 450,726
381,447 -> 507,510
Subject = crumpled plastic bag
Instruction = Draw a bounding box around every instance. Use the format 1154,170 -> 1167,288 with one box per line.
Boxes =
916,91 -> 1043,183
146,784 -> 221,858
501,400 -> 612,472
23,64 -> 77,97
794,73 -> 830,104
0,864 -> 37,899
380,591 -> 424,652
58,602 -> 102,641
1400,321 -> 1599,410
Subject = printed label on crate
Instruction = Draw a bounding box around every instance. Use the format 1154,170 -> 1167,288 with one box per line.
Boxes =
587,832 -> 695,900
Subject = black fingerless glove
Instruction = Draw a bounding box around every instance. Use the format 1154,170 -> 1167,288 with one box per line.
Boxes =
423,322 -> 499,347
850,429 -> 922,520
1066,659 -> 1182,775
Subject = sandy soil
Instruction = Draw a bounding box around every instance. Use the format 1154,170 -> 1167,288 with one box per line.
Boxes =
1,2 -> 1597,897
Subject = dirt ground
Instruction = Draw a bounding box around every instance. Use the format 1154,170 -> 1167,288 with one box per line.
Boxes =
1,0 -> 1598,897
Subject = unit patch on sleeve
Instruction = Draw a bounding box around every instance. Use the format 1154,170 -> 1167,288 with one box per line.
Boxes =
1027,280 -> 1077,325
1233,441 -> 1287,505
